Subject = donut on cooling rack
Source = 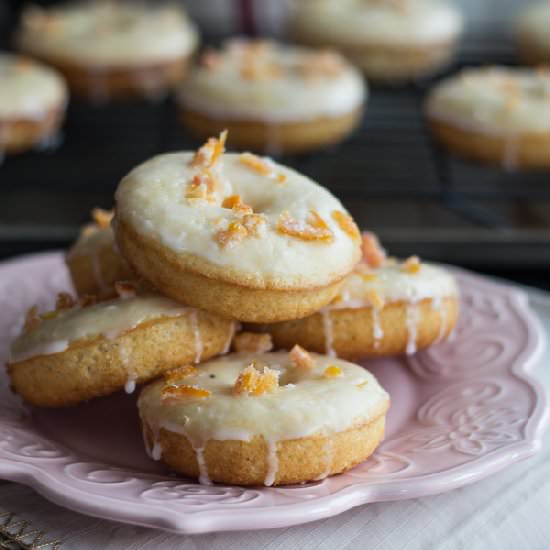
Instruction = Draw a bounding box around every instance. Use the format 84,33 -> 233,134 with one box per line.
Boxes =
8,285 -> 236,407
516,1 -> 550,65
0,53 -> 67,154
177,39 -> 366,154
138,349 -> 390,486
249,233 -> 459,358
426,67 -> 550,169
113,132 -> 362,322
66,208 -> 135,299
15,2 -> 198,101
288,0 -> 463,82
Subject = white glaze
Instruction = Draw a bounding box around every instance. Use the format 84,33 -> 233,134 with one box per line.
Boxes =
115,151 -> 360,288
10,293 -> 190,363
18,2 -> 198,67
321,310 -> 336,357
372,307 -> 384,348
426,67 -> 550,135
179,40 -> 366,123
327,261 -> 458,310
0,53 -> 66,119
138,351 -> 389,485
290,0 -> 462,47
517,2 -> 550,51
190,310 -> 203,364
405,301 -> 420,355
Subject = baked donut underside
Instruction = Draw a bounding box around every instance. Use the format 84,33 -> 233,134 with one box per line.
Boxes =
429,119 -> 550,169
116,219 -> 348,323
8,313 -> 233,407
179,107 -> 364,154
142,412 -> 387,486
17,53 -> 191,99
252,297 -> 459,359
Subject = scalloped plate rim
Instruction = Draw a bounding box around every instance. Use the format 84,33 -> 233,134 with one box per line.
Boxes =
0,252 -> 547,535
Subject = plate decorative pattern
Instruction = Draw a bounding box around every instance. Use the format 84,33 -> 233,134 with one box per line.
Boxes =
0,253 -> 547,534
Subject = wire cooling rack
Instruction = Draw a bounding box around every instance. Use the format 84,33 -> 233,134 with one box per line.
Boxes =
1,33 -> 549,267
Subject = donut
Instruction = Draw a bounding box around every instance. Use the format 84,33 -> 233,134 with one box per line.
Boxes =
517,2 -> 550,65
66,208 -> 134,298
0,53 -> 67,154
8,286 -> 236,407
288,0 -> 463,82
251,233 -> 459,358
426,67 -> 550,169
178,39 -> 366,154
138,349 -> 390,486
114,132 -> 362,322
16,2 -> 198,101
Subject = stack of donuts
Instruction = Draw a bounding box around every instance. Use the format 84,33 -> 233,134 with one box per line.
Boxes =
7,132 -> 459,486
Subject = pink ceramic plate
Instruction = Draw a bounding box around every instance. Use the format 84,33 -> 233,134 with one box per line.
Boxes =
0,252 -> 547,534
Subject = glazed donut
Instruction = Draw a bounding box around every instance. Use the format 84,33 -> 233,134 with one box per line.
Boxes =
8,287 -> 235,407
252,234 -> 459,358
138,349 -> 390,486
66,208 -> 134,298
114,132 -> 361,322
517,2 -> 550,65
178,39 -> 366,154
426,67 -> 550,169
16,2 -> 198,100
0,53 -> 67,154
289,0 -> 463,82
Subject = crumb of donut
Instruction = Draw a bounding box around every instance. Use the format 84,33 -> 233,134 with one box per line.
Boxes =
232,332 -> 273,353
92,208 -> 113,229
214,221 -> 248,248
233,364 -> 279,396
55,292 -> 76,310
402,256 -> 421,274
289,344 -> 314,369
79,294 -> 98,307
201,49 -> 222,71
332,210 -> 360,241
365,289 -> 385,309
161,384 -> 212,403
361,232 -> 386,267
114,281 -> 137,299
164,365 -> 199,384
323,365 -> 343,378
276,210 -> 334,242
23,307 -> 40,333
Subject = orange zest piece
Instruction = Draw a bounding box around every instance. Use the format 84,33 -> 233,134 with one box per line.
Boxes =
402,255 -> 421,274
332,210 -> 360,241
323,365 -> 343,378
239,152 -> 271,175
232,332 -> 273,353
208,130 -> 228,168
161,384 -> 211,404
55,292 -> 76,310
189,130 -> 228,168
222,194 -> 253,214
360,272 -> 378,282
164,365 -> 199,384
40,310 -> 59,321
115,281 -> 137,299
357,380 -> 369,389
233,364 -> 279,396
92,208 -> 113,229
214,221 -> 248,248
276,210 -> 334,242
289,345 -> 314,370
361,232 -> 386,268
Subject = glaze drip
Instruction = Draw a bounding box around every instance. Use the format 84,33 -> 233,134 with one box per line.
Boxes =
321,309 -> 336,356
264,439 -> 279,486
191,310 -> 203,363
405,300 -> 420,355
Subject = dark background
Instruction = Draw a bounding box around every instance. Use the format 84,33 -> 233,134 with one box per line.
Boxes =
1,0 -> 549,289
